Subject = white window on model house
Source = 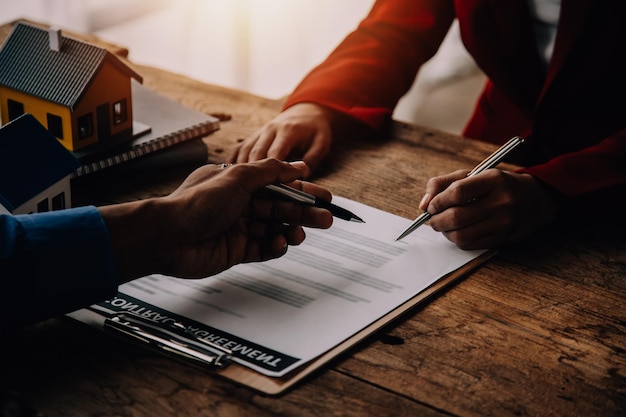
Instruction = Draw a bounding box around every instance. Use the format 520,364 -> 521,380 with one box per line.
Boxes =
113,99 -> 127,125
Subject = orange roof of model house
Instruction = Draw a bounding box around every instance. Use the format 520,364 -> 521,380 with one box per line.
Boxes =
0,22 -> 143,152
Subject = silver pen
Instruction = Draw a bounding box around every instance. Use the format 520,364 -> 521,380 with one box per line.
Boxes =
395,136 -> 525,241
265,183 -> 365,223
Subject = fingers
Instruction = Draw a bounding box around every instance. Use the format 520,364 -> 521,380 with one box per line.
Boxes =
219,159 -> 309,194
230,125 -> 289,164
249,197 -> 333,229
150,157 -> 336,279
421,169 -> 469,211
425,170 -> 501,249
425,169 -> 496,215
426,170 -> 549,250
247,222 -> 306,246
226,104 -> 334,178
215,159 -> 333,230
265,225 -> 306,258
291,176 -> 333,202
168,159 -> 309,204
300,130 -> 332,178
243,225 -> 306,264
429,196 -> 509,249
218,159 -> 333,204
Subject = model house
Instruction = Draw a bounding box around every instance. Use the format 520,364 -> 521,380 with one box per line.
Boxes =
0,113 -> 80,215
0,21 -> 143,152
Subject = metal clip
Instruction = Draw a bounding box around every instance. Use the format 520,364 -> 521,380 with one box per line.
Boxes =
104,313 -> 232,368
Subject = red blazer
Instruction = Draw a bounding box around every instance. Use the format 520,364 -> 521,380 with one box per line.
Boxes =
284,0 -> 626,220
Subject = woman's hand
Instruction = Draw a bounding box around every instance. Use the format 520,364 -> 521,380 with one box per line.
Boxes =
420,169 -> 559,249
227,103 -> 335,178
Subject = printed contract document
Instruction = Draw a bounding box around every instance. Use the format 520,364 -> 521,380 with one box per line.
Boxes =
77,197 -> 487,378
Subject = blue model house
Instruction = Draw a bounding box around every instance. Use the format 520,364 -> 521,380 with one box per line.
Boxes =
0,113 -> 80,215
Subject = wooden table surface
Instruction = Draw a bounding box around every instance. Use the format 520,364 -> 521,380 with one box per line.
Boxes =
2,21 -> 626,417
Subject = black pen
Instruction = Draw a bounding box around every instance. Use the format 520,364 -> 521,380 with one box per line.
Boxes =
395,136 -> 524,241
265,183 -> 365,223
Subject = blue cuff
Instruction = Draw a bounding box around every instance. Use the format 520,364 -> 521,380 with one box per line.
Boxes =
1,206 -> 118,333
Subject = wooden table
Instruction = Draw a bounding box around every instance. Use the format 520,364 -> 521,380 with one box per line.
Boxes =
2,21 -> 625,417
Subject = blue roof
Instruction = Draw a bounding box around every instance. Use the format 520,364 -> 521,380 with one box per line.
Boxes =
0,22 -> 141,109
0,114 -> 80,211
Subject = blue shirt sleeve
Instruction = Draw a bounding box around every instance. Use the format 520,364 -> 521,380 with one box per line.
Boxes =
0,206 -> 119,334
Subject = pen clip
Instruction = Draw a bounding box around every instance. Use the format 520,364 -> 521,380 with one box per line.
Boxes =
104,313 -> 232,369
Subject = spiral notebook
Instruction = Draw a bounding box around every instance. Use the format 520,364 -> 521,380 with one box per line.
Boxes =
71,82 -> 220,177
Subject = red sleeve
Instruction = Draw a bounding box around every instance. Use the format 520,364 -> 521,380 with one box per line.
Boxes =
519,130 -> 626,219
283,0 -> 456,130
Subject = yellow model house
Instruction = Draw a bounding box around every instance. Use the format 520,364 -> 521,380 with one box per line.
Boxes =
0,22 -> 143,152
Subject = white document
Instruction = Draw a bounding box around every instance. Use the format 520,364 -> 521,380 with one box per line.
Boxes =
87,197 -> 486,377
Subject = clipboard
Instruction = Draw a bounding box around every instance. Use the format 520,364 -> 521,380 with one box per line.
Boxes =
68,249 -> 495,396
214,249 -> 495,394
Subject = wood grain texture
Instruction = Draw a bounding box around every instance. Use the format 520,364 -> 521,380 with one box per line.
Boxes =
2,21 -> 625,417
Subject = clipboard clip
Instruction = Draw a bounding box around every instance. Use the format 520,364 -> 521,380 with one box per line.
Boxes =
104,313 -> 232,369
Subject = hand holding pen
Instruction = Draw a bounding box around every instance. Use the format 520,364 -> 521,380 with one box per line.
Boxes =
396,136 -> 536,246
265,183 -> 364,223
219,162 -> 364,223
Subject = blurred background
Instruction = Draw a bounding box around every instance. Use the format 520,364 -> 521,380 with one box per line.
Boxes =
0,0 -> 485,134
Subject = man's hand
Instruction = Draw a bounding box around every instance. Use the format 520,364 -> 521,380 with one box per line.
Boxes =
101,159 -> 333,282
